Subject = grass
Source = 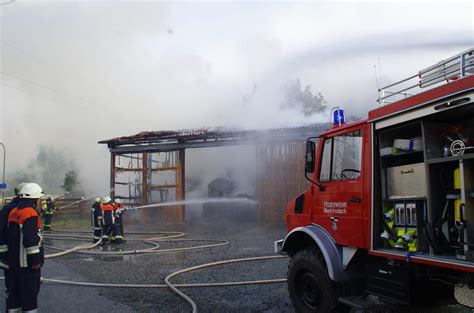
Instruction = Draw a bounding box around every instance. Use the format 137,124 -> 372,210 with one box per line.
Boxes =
44,212 -> 90,231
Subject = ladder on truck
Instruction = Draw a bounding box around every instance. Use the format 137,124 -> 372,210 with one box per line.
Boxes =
378,48 -> 474,106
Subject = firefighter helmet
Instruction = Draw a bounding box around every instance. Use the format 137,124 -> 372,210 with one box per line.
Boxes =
102,196 -> 112,204
95,197 -> 102,203
115,198 -> 122,204
19,183 -> 44,199
14,182 -> 28,196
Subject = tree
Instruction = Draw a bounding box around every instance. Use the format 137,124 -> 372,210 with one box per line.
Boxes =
8,145 -> 78,196
283,79 -> 327,116
61,170 -> 78,195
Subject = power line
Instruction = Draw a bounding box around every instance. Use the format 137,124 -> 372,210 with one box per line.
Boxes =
0,82 -> 83,111
0,44 -> 104,110
0,71 -> 90,104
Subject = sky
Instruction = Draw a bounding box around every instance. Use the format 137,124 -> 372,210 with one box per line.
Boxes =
0,0 -> 473,196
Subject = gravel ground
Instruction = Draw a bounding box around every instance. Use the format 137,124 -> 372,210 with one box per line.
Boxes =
0,221 -> 471,312
0,258 -> 136,312
47,222 -> 292,313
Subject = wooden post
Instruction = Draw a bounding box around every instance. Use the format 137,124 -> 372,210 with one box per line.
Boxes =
176,149 -> 185,223
110,153 -> 116,199
142,152 -> 148,221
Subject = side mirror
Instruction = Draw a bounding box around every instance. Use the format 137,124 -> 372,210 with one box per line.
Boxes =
305,140 -> 316,173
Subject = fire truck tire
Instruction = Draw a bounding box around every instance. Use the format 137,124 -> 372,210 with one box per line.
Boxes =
288,248 -> 348,313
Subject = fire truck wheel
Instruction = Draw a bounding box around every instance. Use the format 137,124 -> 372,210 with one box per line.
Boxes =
288,249 -> 345,313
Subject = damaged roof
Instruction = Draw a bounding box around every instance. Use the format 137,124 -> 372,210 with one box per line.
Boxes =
98,124 -> 331,152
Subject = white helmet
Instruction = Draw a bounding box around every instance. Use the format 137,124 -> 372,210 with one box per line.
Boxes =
19,183 -> 44,199
95,197 -> 102,203
115,198 -> 122,204
102,196 -> 112,204
14,182 -> 28,196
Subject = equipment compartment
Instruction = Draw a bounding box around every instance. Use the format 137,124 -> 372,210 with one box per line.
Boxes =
423,105 -> 474,260
366,263 -> 411,305
375,121 -> 428,253
423,110 -> 474,161
374,103 -> 474,262
379,199 -> 428,253
462,159 -> 474,258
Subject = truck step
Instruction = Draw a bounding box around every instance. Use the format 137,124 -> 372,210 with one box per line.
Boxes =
338,296 -> 368,310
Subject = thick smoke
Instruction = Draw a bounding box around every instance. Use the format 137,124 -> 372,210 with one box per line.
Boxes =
0,1 -> 472,197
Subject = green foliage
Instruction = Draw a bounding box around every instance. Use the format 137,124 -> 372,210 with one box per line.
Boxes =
61,170 -> 78,195
283,79 -> 327,116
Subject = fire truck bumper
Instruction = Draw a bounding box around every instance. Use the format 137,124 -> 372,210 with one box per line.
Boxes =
274,239 -> 284,254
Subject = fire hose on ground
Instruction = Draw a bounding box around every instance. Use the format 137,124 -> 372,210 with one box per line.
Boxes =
44,232 -> 228,256
164,255 -> 287,313
29,230 -> 289,313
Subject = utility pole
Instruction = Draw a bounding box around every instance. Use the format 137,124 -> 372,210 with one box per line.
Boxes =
0,143 -> 5,206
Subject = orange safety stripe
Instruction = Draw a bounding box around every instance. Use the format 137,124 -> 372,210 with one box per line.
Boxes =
101,204 -> 114,211
8,207 -> 41,228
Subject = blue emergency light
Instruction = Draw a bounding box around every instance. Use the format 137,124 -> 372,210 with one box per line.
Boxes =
333,109 -> 346,126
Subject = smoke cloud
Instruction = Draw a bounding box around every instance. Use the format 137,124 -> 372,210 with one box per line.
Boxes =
0,1 -> 472,197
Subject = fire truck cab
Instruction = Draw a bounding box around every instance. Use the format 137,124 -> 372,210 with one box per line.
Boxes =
278,48 -> 474,312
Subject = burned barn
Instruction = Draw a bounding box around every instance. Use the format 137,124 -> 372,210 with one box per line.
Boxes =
98,125 -> 329,223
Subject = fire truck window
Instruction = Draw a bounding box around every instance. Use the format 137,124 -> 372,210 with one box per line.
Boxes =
319,139 -> 332,182
331,130 -> 362,181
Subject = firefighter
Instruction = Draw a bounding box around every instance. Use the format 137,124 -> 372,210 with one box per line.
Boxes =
113,198 -> 125,244
91,198 -> 103,243
6,183 -> 44,313
41,195 -> 55,231
100,196 -> 117,243
0,183 -> 26,311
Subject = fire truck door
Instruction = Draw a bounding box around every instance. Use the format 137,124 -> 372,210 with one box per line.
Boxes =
313,128 -> 365,248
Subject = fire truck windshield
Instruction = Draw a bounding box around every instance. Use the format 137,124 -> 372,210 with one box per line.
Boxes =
319,129 -> 362,182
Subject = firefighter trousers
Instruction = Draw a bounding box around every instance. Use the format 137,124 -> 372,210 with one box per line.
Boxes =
115,215 -> 124,236
102,224 -> 118,240
7,267 -> 41,312
93,228 -> 102,242
3,268 -> 10,312
44,214 -> 53,230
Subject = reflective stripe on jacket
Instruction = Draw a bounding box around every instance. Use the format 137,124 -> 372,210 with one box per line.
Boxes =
0,197 -> 19,261
42,199 -> 55,215
7,207 -> 44,268
100,204 -> 115,226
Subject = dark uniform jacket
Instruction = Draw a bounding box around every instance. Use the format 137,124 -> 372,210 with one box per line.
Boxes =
0,197 -> 19,266
100,203 -> 115,226
7,199 -> 44,268
91,202 -> 102,228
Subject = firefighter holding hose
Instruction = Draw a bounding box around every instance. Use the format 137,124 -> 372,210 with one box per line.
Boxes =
112,198 -> 125,244
6,183 -> 44,313
100,196 -> 118,243
41,195 -> 56,231
91,197 -> 103,243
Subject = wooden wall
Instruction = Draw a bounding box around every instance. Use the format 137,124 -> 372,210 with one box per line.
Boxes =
256,142 -> 309,224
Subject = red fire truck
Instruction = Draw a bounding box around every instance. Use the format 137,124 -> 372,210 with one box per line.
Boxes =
277,48 -> 474,312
